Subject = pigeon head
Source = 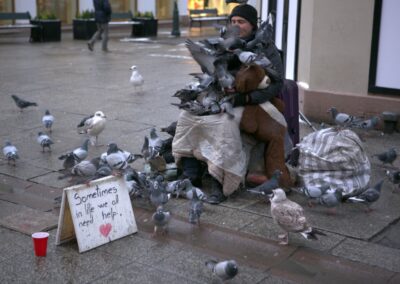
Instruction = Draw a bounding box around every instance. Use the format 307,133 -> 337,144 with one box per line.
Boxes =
94,111 -> 106,118
38,131 -> 44,136
272,169 -> 283,179
271,188 -> 287,202
5,141 -> 12,146
327,107 -> 338,119
107,143 -> 119,154
150,128 -> 157,138
225,260 -> 239,278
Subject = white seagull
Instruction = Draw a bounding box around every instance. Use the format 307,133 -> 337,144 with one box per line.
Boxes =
130,65 -> 144,92
270,188 -> 326,245
77,111 -> 107,146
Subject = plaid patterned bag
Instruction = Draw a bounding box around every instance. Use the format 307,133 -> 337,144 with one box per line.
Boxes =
298,128 -> 371,196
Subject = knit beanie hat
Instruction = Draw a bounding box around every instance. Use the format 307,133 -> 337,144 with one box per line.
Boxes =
229,4 -> 258,29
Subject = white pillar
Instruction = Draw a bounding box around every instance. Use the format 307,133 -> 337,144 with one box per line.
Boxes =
138,0 -> 156,16
178,0 -> 188,16
79,0 -> 94,13
15,0 -> 36,22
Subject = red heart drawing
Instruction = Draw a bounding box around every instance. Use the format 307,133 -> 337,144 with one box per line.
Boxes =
99,223 -> 112,237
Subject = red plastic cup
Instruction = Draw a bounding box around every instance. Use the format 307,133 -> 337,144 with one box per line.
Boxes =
32,232 -> 49,257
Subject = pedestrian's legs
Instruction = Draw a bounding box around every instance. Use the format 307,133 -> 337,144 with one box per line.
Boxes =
101,23 -> 109,51
88,23 -> 104,51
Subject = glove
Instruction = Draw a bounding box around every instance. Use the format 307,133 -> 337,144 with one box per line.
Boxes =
233,93 -> 250,107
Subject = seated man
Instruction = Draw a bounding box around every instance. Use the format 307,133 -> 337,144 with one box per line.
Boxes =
172,4 -> 291,204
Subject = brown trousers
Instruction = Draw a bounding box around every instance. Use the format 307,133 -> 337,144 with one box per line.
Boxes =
239,98 -> 293,188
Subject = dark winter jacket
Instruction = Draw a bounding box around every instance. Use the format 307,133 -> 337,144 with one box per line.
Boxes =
231,32 -> 284,107
93,0 -> 112,23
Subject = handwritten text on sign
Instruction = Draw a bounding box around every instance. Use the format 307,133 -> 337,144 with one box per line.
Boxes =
65,176 -> 137,252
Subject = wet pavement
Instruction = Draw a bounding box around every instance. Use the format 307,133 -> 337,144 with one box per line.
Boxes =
0,26 -> 400,283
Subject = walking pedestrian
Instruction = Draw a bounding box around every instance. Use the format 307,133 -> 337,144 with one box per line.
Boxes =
87,0 -> 112,52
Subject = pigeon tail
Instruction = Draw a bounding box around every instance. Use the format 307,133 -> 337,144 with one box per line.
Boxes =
205,260 -> 217,270
300,228 -> 326,240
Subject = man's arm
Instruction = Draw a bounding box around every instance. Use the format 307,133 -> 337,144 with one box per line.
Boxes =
233,42 -> 284,107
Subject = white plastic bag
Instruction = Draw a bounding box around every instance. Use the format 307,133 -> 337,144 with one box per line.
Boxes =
298,128 -> 370,196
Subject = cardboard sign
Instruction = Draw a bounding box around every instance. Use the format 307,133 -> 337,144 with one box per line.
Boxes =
56,176 -> 137,253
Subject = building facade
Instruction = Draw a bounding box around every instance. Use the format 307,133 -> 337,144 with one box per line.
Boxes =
1,0 -> 399,124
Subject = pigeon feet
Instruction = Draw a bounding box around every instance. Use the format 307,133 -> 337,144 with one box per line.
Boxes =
87,42 -> 93,51
278,233 -> 289,245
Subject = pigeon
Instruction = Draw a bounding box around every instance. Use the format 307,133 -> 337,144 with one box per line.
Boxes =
270,188 -> 326,245
171,101 -> 209,116
141,136 -> 150,161
94,164 -> 113,179
316,188 -> 344,214
70,158 -> 100,177
172,88 -> 200,104
386,169 -> 400,193
181,179 -> 208,201
351,116 -> 380,130
42,110 -> 54,132
189,187 -> 203,225
3,141 -> 19,166
205,259 -> 239,281
246,15 -> 274,50
190,73 -> 214,89
130,65 -> 144,91
373,148 -> 397,166
77,111 -> 107,146
247,169 -> 282,196
59,139 -> 90,163
148,128 -> 163,160
149,179 -> 170,208
59,152 -> 76,170
165,179 -> 187,198
345,180 -> 384,212
298,184 -> 331,207
105,143 -> 129,172
185,38 -> 237,87
11,94 -> 37,111
160,121 -> 177,137
327,107 -> 361,128
37,132 -> 53,152
124,168 -> 150,198
124,151 -> 143,164
159,137 -> 174,164
152,205 -> 171,236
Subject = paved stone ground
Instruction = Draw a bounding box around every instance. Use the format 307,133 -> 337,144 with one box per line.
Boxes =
0,26 -> 399,283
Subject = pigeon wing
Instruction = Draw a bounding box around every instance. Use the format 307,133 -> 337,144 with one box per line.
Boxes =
272,201 -> 307,233
185,39 -> 216,75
